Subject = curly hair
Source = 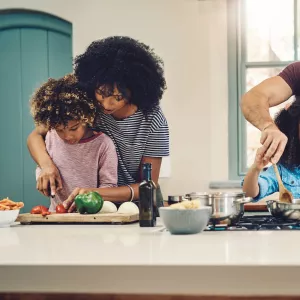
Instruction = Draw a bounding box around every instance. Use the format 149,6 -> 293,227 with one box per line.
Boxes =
30,74 -> 97,130
74,36 -> 167,114
274,98 -> 300,168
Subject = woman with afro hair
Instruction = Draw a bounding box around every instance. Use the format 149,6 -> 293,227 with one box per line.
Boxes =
242,98 -> 300,201
27,36 -> 169,211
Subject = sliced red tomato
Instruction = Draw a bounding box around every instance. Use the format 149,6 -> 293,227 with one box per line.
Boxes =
30,206 -> 41,214
30,205 -> 50,216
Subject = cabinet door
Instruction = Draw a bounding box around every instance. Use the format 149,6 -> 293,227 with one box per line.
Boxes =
0,12 -> 72,212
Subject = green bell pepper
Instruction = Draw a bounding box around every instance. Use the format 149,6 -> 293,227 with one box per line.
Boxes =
75,191 -> 104,214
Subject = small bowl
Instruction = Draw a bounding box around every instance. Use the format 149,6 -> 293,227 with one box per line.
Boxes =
0,210 -> 20,228
159,206 -> 212,234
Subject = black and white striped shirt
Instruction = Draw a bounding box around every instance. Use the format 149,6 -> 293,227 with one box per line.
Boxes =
94,106 -> 169,186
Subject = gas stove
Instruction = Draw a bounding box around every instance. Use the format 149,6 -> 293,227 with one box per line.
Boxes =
205,214 -> 300,231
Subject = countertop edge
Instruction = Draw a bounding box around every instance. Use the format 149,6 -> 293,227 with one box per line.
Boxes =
1,265 -> 300,296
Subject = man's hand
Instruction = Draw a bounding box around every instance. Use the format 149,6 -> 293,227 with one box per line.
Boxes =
259,123 -> 288,164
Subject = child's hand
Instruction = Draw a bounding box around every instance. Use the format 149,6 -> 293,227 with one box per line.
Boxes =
63,187 -> 94,213
254,147 -> 271,171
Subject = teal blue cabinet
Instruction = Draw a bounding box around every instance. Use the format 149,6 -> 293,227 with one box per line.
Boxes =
0,10 -> 72,212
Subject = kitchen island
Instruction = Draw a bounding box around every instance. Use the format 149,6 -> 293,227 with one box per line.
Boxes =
1,219 -> 300,299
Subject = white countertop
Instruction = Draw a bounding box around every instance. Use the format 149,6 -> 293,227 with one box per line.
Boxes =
1,219 -> 300,296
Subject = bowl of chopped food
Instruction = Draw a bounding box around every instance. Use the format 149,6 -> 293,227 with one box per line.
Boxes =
159,200 -> 212,234
0,198 -> 24,227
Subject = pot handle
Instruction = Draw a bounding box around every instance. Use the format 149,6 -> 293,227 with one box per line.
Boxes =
234,197 -> 253,204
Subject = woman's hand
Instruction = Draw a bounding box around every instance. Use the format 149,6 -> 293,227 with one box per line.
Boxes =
36,163 -> 62,197
63,187 -> 94,212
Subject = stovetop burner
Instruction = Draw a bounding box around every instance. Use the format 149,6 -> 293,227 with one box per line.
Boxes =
205,215 -> 300,231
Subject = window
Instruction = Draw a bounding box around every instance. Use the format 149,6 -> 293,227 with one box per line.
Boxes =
228,0 -> 299,179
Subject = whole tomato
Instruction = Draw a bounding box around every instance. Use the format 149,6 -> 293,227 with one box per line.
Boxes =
56,204 -> 67,214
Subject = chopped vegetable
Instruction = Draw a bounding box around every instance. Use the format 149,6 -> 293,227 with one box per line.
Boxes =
56,204 -> 67,214
75,191 -> 103,214
0,198 -> 24,210
30,205 -> 50,216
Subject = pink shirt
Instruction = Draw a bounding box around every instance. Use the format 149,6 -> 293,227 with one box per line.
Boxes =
36,130 -> 118,211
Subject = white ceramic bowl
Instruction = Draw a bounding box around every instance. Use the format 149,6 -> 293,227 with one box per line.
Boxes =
0,210 -> 20,228
159,206 -> 212,234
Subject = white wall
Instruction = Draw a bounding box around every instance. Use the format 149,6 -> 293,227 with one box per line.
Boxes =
0,0 -> 229,197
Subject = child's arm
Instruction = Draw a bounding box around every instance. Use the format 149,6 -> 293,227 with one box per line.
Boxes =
242,164 -> 262,198
242,148 -> 279,201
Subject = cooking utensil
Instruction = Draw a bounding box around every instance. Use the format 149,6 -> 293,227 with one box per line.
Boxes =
185,192 -> 252,225
273,164 -> 293,203
167,195 -> 187,205
267,199 -> 300,220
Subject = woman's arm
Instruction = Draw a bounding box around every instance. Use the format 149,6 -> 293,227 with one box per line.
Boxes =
96,156 -> 161,200
27,126 -> 49,166
99,156 -> 161,199
63,156 -> 162,212
27,127 -> 62,196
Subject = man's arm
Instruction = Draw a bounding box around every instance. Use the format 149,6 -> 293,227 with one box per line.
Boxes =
240,76 -> 292,163
241,76 -> 292,130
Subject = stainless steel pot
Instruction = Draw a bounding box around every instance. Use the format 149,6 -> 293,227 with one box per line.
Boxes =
186,192 -> 252,225
267,199 -> 300,220
185,192 -> 212,205
167,195 -> 187,204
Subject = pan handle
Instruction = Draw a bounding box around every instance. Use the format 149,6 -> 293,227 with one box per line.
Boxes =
234,197 -> 253,204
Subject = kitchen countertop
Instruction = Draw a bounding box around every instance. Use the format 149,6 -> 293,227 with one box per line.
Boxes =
1,219 -> 300,296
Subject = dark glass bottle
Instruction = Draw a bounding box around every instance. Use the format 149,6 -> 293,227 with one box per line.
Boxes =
139,163 -> 156,227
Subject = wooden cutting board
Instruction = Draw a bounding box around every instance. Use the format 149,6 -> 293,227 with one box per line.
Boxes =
17,212 -> 139,225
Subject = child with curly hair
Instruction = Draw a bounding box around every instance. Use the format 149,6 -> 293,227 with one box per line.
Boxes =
28,36 -> 169,211
30,74 -> 117,211
243,99 -> 300,201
